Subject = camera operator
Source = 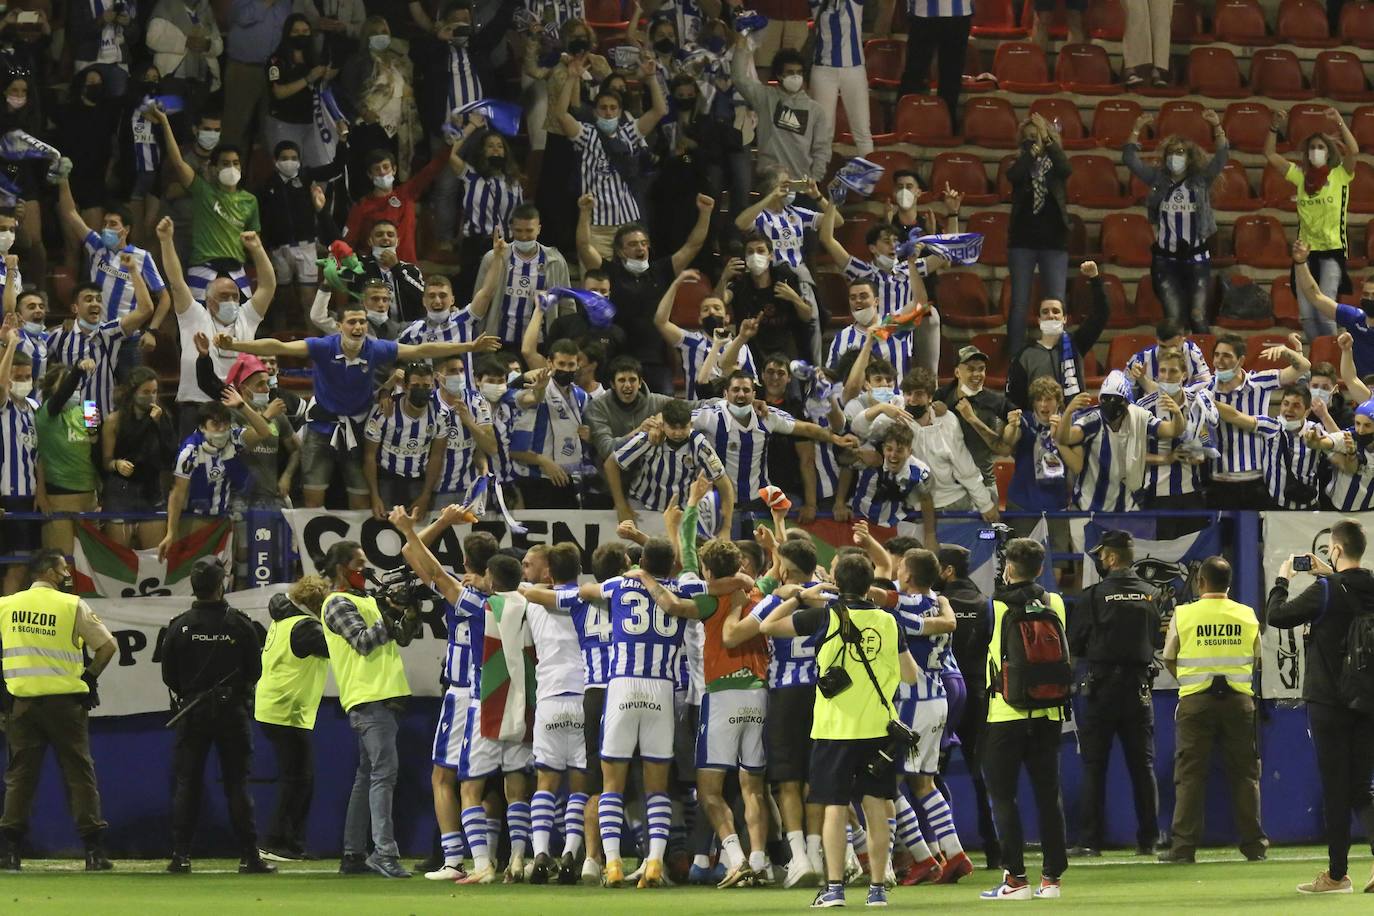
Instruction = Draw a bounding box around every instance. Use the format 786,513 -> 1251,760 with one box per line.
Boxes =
759,553 -> 918,909
320,540 -> 421,879
1266,519 -> 1374,895
161,557 -> 274,875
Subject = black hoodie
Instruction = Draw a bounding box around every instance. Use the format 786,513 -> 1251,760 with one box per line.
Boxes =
268,593 -> 329,660
1266,567 -> 1374,707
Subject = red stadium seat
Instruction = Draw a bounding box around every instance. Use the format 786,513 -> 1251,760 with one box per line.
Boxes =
1132,276 -> 1167,326
1222,102 -> 1277,153
833,214 -> 880,262
993,461 -> 1013,510
962,97 -> 1020,148
1260,162 -> 1298,209
1310,335 -> 1342,367
893,95 -> 960,146
1055,43 -> 1117,94
1066,155 -> 1130,207
1313,51 -> 1374,102
926,152 -> 997,205
1352,161 -> 1374,214
585,0 -> 630,31
1286,103 -> 1335,151
1213,0 -> 1270,44
994,42 -> 1056,93
995,154 -> 1017,202
1067,212 -> 1090,259
970,333 -> 1011,367
1271,276 -> 1302,330
1087,0 -> 1126,39
966,211 -> 1010,267
865,150 -> 916,200
1352,106 -> 1374,152
1152,101 -> 1213,150
938,272 -> 1005,329
971,0 -> 1028,38
1248,48 -> 1315,100
1276,0 -> 1339,46
1186,46 -> 1246,98
1213,159 -> 1262,210
1107,333 -> 1158,371
1068,271 -> 1130,328
1092,99 -> 1145,148
1233,214 -> 1292,268
1018,0 -> 1069,37
1243,332 -> 1295,371
864,39 -> 904,89
670,274 -> 712,328
1171,0 -> 1211,41
835,96 -> 892,146
1029,97 -> 1092,149
1083,350 -> 1107,391
1341,0 -> 1374,46
1101,213 -> 1155,267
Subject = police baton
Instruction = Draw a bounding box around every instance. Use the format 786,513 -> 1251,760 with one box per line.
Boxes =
165,671 -> 236,729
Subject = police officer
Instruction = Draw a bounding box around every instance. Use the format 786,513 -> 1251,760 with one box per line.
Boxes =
0,549 -> 116,871
1068,530 -> 1163,858
1159,555 -> 1267,864
161,557 -> 275,875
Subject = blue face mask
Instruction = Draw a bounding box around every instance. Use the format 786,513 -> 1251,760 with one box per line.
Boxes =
100,228 -> 121,250
1216,367 -> 1237,383
78,317 -> 100,332
596,116 -> 619,134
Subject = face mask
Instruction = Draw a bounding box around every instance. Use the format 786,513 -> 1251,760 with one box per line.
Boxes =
83,85 -> 101,104
218,166 -> 241,187
1309,147 -> 1328,168
1099,396 -> 1128,424
674,95 -> 696,113
1361,298 -> 1374,317
552,369 -> 576,387
783,191 -> 797,207
781,74 -> 803,94
487,155 -> 506,171
22,320 -> 42,335
870,387 -> 896,403
372,246 -> 397,263
959,383 -> 982,397
623,257 -> 649,274
874,254 -> 895,271
452,24 -> 472,39
852,306 -> 876,327
653,38 -> 676,54
567,37 -> 591,54
1357,432 -> 1374,451
1040,319 -> 1065,338
426,307 -> 449,325
480,382 -> 507,403
727,401 -> 754,422
366,310 -> 387,326
373,173 -> 395,190
1215,367 -> 1237,383
203,429 -> 231,449
1283,418 -> 1304,431
1166,153 -> 1186,175
664,435 -> 689,449
596,116 -> 619,134
5,94 -> 24,110
512,238 -> 539,255
290,34 -> 311,49
1311,387 -> 1333,404
78,317 -> 101,333
345,567 -> 368,591
907,402 -> 928,419
0,230 -> 13,252
197,129 -> 220,150
10,380 -> 31,398
214,301 -> 239,325
895,188 -> 916,210
276,159 -> 301,179
100,228 -> 122,250
745,252 -> 769,275
703,35 -> 726,54
701,315 -> 725,335
407,387 -> 430,408
442,375 -> 463,395
1158,381 -> 1182,396
368,33 -> 391,51
242,391 -> 267,411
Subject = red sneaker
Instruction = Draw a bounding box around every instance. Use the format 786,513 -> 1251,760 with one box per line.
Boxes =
899,856 -> 942,886
935,851 -> 974,885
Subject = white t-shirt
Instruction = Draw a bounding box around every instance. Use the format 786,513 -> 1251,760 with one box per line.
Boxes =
525,599 -> 586,700
176,303 -> 264,404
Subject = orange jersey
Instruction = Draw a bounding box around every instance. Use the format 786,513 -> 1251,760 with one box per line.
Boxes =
701,590 -> 769,688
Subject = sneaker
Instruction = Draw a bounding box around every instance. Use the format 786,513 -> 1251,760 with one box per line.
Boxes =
756,862 -> 776,886
365,853 -> 412,878
637,858 -> 665,888
979,872 -> 1032,901
503,853 -> 526,884
1297,871 -> 1352,895
1151,68 -> 1170,88
602,857 -> 626,888
259,846 -> 304,863
812,885 -> 847,908
85,847 -> 114,871
1066,846 -> 1100,858
424,864 -> 467,881
556,852 -> 578,885
581,857 -> 603,886
1156,848 -> 1195,864
688,863 -> 717,885
457,864 -> 497,884
239,856 -> 277,875
785,857 -> 821,889
338,853 -> 368,875
866,884 -> 889,907
936,852 -> 974,885
1124,71 -> 1145,89
717,862 -> 756,888
166,854 -> 191,875
1035,876 -> 1061,899
529,852 -> 553,885
900,856 -> 941,886
1242,848 -> 1268,862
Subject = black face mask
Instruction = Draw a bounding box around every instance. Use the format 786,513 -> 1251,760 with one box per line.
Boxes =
907,403 -> 928,419
407,387 -> 430,408
665,435 -> 689,449
654,38 -> 676,54
83,86 -> 101,103
1099,396 -> 1128,425
553,369 -> 576,387
1361,298 -> 1374,317
701,316 -> 725,335
143,80 -> 160,94
452,24 -> 472,39
567,38 -> 591,55
1357,431 -> 1374,451
290,35 -> 311,49
487,155 -> 506,171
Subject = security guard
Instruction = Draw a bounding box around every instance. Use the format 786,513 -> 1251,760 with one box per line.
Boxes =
1068,530 -> 1163,858
1159,555 -> 1267,864
161,557 -> 274,875
255,575 -> 330,862
0,549 -> 116,871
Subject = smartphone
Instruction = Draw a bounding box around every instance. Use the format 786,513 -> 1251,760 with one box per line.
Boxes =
978,528 -> 998,541
82,400 -> 100,429
1292,554 -> 1313,572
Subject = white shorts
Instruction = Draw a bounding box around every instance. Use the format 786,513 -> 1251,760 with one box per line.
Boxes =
457,699 -> 533,779
270,241 -> 320,285
696,687 -> 767,772
900,696 -> 948,776
431,686 -> 470,770
533,694 -> 587,771
601,677 -> 676,763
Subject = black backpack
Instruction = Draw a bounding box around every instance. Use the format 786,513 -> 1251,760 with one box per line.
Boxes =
1339,610 -> 1374,714
994,591 -> 1075,710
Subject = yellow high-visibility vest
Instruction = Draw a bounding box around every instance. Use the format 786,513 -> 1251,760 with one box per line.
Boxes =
0,586 -> 87,697
811,605 -> 901,741
321,591 -> 410,712
1173,597 -> 1258,698
255,615 -> 328,729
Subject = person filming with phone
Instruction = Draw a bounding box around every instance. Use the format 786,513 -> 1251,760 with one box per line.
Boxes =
759,552 -> 919,908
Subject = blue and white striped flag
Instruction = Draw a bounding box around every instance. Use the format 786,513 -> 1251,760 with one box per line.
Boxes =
897,231 -> 985,265
827,156 -> 884,204
735,9 -> 768,33
0,130 -> 59,162
539,286 -> 616,327
448,98 -> 523,138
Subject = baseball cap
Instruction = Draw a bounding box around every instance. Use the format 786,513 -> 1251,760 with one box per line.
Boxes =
1089,530 -> 1134,554
190,556 -> 228,598
1357,398 -> 1374,421
957,345 -> 989,364
1100,370 -> 1132,399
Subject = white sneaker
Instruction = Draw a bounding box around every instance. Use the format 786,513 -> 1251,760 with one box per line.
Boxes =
580,858 -> 602,886
1034,877 -> 1061,899
424,864 -> 465,881
785,857 -> 821,889
979,872 -> 1032,901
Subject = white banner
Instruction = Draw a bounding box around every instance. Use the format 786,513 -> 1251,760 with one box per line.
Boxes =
1259,511 -> 1348,699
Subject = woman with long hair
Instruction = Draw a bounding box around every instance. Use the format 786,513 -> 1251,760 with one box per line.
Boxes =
101,367 -> 178,547
447,120 -> 525,304
265,14 -> 338,169
34,360 -> 99,555
337,15 -> 420,181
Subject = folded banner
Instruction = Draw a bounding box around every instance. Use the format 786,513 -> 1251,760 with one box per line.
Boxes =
73,519 -> 233,599
827,157 -> 884,204
449,98 -> 523,137
0,129 -> 60,161
539,286 -> 615,327
897,231 -> 985,265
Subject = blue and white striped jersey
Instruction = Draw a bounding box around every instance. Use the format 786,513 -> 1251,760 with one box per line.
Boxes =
81,236 -> 166,321
1326,437 -> 1374,511
47,321 -> 126,414
844,256 -> 916,318
573,121 -> 646,227
1139,387 -> 1215,497
651,0 -> 704,46
442,594 -> 474,689
450,584 -> 490,690
614,427 -> 726,509
556,583 -> 612,688
810,0 -> 866,68
1126,341 -> 1213,387
495,247 -> 553,345
1209,370 -> 1282,478
753,206 -> 820,270
907,0 -> 974,17
487,391 -> 519,483
456,164 -> 523,238
523,0 -> 586,28
131,106 -> 160,173
751,584 -> 825,688
1070,403 -> 1163,511
446,46 -> 483,110
397,307 -> 481,378
173,427 -> 251,515
364,397 -> 442,479
1266,421 -> 1325,508
1156,184 -> 1208,262
849,455 -> 932,526
692,400 -> 797,500
891,590 -> 949,702
676,330 -> 757,400
602,575 -> 707,682
432,389 -> 492,495
510,381 -> 590,477
827,324 -> 913,380
14,328 -> 46,383
0,396 -> 37,498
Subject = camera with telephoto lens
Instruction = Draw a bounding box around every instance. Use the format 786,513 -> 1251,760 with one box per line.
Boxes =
368,567 -> 434,617
864,718 -> 917,778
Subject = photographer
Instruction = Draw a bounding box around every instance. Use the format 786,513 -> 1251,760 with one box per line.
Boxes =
320,540 -> 420,879
760,553 -> 918,908
1266,520 -> 1374,895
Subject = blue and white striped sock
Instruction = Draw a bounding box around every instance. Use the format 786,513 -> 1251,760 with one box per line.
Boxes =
920,789 -> 963,857
850,820 -> 869,855
599,792 -> 625,861
563,792 -> 588,856
895,792 -> 932,861
441,830 -> 466,868
531,791 -> 558,857
646,792 -> 672,861
461,806 -> 490,873
508,801 -> 532,859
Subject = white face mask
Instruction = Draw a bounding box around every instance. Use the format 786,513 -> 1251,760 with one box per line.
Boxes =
512,238 -> 539,255
623,257 -> 649,274
1166,153 -> 1186,175
197,129 -> 220,150
745,252 -> 769,275
1311,387 -> 1333,404
218,166 -> 241,187
0,230 -> 13,253
894,188 -> 916,210
372,246 -> 396,262
373,173 -> 395,190
727,401 -> 754,422
10,380 -> 31,398
874,254 -> 895,271
1158,381 -> 1182,396
442,375 -> 464,395
214,300 -> 239,325
1283,417 -> 1304,431
852,306 -> 876,327
366,310 -> 388,326
781,74 -> 803,94
959,383 -> 982,397
203,429 -> 231,449
1309,147 -> 1328,168
1040,319 -> 1064,338
276,159 -> 301,179
480,382 -> 507,403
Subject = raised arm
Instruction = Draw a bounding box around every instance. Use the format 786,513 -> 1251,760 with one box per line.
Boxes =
672,194 -> 715,274
149,105 -> 195,189
655,269 -> 696,348
1338,332 -> 1373,402
521,290 -> 549,370
243,232 -> 276,318
390,506 -> 463,603
818,200 -> 852,266
575,193 -> 602,271
1264,108 -> 1291,173
156,216 -> 194,316
1291,239 -> 1340,324
117,252 -> 156,336
633,55 -> 669,139
551,55 -> 586,139
213,333 -> 310,358
1056,393 -> 1092,447
55,175 -> 90,243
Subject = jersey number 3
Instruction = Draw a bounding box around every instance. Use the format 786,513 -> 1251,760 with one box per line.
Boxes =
620,590 -> 680,638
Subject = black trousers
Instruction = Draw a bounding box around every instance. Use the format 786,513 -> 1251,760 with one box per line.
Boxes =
1077,670 -> 1158,850
261,722 -> 315,855
455,233 -> 493,310
900,15 -> 974,130
1147,491 -> 1209,540
944,686 -> 998,855
982,717 -> 1069,880
1206,477 -> 1273,511
172,707 -> 258,857
1308,701 -> 1374,880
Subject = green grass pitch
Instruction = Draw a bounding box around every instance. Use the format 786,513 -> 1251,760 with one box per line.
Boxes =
3,848 -> 1371,914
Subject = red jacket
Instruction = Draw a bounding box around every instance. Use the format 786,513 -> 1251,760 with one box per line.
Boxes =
343,151 -> 449,263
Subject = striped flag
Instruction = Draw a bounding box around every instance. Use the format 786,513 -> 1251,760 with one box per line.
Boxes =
72,519 -> 234,598
479,591 -> 538,743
